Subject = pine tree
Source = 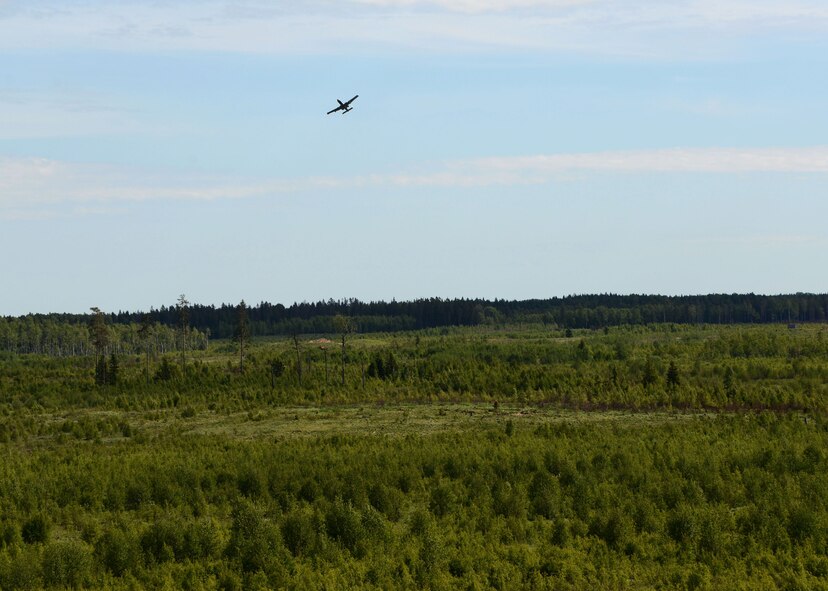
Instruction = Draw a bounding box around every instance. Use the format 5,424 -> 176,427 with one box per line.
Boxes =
137,314 -> 153,386
95,355 -> 108,386
270,359 -> 285,388
333,315 -> 353,386
723,366 -> 736,399
233,300 -> 250,373
89,307 -> 109,386
666,361 -> 680,390
642,358 -> 659,388
108,353 -> 119,386
176,294 -> 189,375
293,332 -> 302,386
156,357 -> 174,381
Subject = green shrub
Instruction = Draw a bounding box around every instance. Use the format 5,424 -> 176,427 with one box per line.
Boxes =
788,506 -> 818,543
42,539 -> 92,588
528,471 -> 561,519
592,511 -> 635,551
0,546 -> 42,590
1,522 -> 21,549
667,506 -> 698,546
281,509 -> 319,557
325,498 -> 365,555
141,518 -> 185,563
492,481 -> 527,519
429,480 -> 456,518
227,501 -> 287,574
368,483 -> 403,521
21,515 -> 49,545
551,519 -> 571,547
183,517 -> 222,560
237,467 -> 266,499
96,526 -> 140,576
217,567 -> 243,591
408,508 -> 432,537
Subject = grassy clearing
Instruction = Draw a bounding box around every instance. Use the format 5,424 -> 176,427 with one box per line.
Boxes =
20,402 -> 726,449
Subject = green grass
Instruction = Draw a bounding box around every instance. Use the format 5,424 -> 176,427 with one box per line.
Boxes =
15,402 -> 726,451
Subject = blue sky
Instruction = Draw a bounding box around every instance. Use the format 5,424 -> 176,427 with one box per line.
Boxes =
2,0 -> 828,315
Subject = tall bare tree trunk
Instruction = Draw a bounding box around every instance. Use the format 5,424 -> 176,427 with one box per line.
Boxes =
341,334 -> 346,386
293,333 -> 302,386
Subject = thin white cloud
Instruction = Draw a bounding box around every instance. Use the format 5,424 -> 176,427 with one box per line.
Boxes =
0,1 -> 827,57
3,147 -> 828,219
471,147 -> 828,174
350,0 -> 594,13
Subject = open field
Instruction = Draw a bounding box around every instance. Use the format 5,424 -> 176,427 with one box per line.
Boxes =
16,403 -> 714,447
1,323 -> 828,589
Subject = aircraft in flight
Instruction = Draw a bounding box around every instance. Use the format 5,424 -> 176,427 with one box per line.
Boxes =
327,95 -> 358,115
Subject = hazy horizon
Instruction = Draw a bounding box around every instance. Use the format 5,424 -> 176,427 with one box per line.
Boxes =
7,290 -> 827,318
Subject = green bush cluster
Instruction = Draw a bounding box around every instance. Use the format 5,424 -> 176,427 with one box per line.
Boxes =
4,324 -> 828,415
0,412 -> 826,589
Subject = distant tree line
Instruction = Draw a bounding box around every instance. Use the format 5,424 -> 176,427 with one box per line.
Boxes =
0,316 -> 208,357
1,293 -> 826,355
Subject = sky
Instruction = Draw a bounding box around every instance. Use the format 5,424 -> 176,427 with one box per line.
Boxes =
2,0 -> 828,315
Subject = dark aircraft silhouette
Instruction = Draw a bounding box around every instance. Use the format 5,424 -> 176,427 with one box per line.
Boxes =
327,95 -> 358,115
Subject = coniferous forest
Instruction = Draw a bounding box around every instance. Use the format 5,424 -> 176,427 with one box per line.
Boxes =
4,292 -> 828,353
1,295 -> 828,589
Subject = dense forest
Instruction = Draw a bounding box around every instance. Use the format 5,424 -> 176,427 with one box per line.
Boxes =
2,292 -> 827,354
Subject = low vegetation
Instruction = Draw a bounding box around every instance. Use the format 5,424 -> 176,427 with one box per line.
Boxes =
1,321 -> 827,589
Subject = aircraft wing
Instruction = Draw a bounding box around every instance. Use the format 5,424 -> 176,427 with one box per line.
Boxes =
327,95 -> 358,114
